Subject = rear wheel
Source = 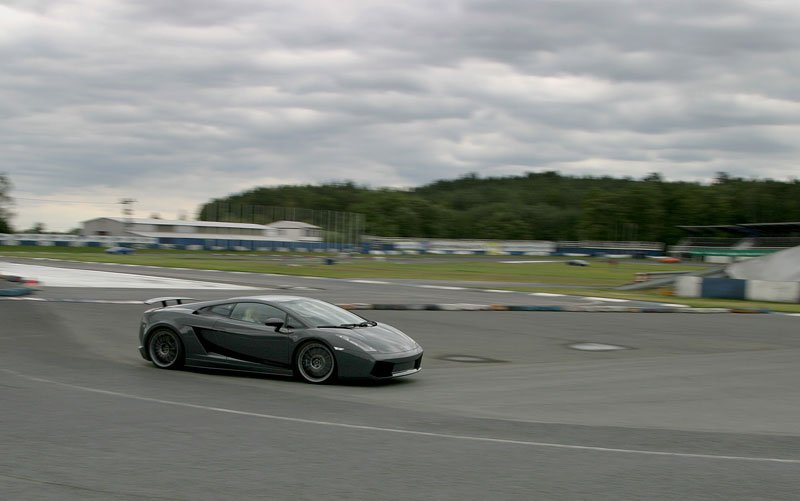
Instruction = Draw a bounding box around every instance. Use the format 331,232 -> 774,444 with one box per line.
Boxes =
295,342 -> 336,384
148,329 -> 185,369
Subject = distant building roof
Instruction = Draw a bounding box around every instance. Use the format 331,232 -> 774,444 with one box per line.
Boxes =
83,217 -> 270,230
128,231 -> 293,242
678,222 -> 800,236
266,220 -> 321,229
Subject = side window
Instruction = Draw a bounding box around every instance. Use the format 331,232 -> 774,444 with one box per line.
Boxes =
231,303 -> 286,325
199,303 -> 234,318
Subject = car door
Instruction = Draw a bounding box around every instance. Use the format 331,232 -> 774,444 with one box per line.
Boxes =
192,303 -> 236,356
210,302 -> 291,368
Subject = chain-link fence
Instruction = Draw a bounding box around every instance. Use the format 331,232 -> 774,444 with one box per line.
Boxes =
199,202 -> 365,251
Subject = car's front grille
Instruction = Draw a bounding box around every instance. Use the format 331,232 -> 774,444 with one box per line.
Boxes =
371,361 -> 393,378
370,355 -> 422,378
393,361 -> 415,373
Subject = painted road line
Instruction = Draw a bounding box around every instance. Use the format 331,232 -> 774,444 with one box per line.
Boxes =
530,292 -> 565,297
584,297 -> 629,303
660,303 -> 690,308
482,289 -> 515,293
418,285 -> 466,290
498,260 -> 555,264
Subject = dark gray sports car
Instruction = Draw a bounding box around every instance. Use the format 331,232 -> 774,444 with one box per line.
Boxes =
138,295 -> 423,383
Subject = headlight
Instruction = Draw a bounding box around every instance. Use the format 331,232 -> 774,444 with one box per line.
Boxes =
336,334 -> 377,352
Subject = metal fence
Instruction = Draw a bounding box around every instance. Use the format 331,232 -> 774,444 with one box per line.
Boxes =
200,203 -> 365,251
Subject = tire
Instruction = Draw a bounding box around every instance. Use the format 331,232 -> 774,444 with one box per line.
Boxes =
295,342 -> 336,384
147,328 -> 185,369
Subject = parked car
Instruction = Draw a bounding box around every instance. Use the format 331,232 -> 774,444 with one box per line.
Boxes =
567,259 -> 590,266
105,246 -> 134,255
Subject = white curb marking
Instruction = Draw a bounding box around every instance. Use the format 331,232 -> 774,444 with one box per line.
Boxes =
584,297 -> 629,303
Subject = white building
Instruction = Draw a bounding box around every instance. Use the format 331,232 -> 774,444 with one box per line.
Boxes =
80,217 -> 323,250
266,220 -> 323,241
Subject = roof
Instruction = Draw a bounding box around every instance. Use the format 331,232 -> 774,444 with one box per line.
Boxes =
232,295 -> 315,302
679,222 -> 800,236
84,217 -> 320,230
83,217 -> 270,230
266,220 -> 321,229
128,231 -> 300,242
678,225 -> 753,234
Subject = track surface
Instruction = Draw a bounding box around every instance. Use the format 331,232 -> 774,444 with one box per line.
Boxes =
2,259 -> 800,499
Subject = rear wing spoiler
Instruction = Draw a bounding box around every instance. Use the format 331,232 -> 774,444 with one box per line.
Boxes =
144,297 -> 195,307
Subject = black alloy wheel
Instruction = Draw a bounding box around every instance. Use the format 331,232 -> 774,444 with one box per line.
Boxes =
148,329 -> 185,369
295,342 -> 336,384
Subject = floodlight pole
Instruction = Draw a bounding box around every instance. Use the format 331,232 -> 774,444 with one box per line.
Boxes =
119,198 -> 136,238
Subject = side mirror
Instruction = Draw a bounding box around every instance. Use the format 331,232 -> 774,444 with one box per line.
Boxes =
264,318 -> 285,331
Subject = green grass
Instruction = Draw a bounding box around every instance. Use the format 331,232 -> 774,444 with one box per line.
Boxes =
3,246 -> 799,312
0,247 -> 697,284
489,286 -> 800,313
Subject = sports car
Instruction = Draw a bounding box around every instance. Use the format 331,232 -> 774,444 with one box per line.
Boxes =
138,295 -> 423,383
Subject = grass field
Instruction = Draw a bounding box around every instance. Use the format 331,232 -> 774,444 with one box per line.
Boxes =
2,246 -> 799,313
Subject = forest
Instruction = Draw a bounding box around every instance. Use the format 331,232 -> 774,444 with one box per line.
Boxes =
197,172 -> 800,244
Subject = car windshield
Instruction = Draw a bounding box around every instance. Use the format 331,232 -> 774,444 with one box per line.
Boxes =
283,298 -> 367,327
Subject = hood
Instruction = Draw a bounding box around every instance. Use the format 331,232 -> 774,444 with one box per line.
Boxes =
323,323 -> 418,354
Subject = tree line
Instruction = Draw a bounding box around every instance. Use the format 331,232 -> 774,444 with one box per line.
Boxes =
198,172 -> 800,245
0,174 -> 13,234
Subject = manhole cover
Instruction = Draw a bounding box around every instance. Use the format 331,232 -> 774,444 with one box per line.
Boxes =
569,342 -> 629,351
437,355 -> 507,363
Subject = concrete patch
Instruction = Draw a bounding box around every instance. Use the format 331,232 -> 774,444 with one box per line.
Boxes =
437,355 -> 507,363
569,342 -> 630,351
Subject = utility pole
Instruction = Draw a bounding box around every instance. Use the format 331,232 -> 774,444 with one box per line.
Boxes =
119,198 -> 136,237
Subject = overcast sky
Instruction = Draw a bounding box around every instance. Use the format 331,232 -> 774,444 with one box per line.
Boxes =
2,0 -> 800,231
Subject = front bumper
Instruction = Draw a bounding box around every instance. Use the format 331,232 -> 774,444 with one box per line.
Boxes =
336,346 -> 423,380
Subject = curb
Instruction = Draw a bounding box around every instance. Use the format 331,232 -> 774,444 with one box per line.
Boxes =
0,286 -> 34,297
336,303 -> 772,314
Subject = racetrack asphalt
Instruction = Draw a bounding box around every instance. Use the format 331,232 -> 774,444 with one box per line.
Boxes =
2,258 -> 800,500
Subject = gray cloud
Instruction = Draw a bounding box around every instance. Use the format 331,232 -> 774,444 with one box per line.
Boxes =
2,0 -> 800,230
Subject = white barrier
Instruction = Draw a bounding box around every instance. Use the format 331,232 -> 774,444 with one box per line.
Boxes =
674,276 -> 702,298
746,280 -> 800,303
675,276 -> 800,303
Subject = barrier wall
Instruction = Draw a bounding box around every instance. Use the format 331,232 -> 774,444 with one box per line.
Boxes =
675,276 -> 800,303
746,280 -> 800,303
0,234 -> 358,252
701,278 -> 747,299
3,233 -> 669,258
674,276 -> 702,297
365,239 -> 663,257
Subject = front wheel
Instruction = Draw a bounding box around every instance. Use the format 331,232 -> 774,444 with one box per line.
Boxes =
148,329 -> 185,369
295,342 -> 336,384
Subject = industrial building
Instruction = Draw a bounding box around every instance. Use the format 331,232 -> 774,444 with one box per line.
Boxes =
81,217 -> 323,250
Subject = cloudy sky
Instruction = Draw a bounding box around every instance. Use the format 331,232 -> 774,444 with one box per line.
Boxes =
2,0 -> 800,231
